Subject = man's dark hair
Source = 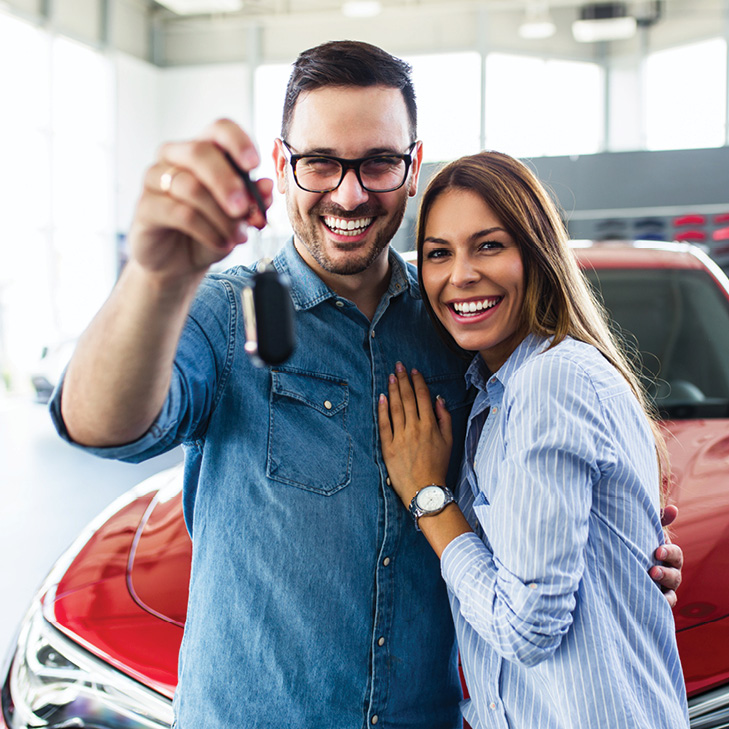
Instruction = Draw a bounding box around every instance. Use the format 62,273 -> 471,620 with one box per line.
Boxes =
281,40 -> 417,142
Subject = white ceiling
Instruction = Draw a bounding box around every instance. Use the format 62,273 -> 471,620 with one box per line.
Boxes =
3,0 -> 727,66
147,0 -> 729,67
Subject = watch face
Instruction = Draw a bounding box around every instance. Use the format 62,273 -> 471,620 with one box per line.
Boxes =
417,486 -> 446,512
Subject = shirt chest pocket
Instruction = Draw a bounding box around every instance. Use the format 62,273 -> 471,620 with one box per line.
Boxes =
267,370 -> 352,495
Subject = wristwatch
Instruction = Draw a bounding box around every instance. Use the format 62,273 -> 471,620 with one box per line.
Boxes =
408,484 -> 455,531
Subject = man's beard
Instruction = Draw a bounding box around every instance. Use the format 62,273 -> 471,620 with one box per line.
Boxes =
286,193 -> 409,276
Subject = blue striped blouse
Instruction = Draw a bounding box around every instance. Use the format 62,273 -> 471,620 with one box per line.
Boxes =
441,334 -> 689,729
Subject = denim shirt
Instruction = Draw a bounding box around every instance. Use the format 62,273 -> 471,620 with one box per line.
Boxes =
50,240 -> 472,729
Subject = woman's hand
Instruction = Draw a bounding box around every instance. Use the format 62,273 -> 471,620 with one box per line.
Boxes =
378,362 -> 453,507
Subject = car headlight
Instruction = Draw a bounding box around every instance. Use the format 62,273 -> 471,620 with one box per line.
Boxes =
2,603 -> 173,729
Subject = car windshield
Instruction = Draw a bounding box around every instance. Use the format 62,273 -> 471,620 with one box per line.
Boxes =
584,267 -> 729,419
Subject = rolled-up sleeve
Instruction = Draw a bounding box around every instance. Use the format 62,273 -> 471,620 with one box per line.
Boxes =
48,275 -> 237,463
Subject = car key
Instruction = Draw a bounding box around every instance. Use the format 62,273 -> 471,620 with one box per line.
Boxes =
242,259 -> 296,367
224,153 -> 296,366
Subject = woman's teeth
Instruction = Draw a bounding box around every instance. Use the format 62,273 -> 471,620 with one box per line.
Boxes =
452,298 -> 501,316
323,216 -> 373,236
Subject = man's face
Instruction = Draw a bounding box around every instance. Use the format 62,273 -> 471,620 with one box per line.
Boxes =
273,85 -> 422,278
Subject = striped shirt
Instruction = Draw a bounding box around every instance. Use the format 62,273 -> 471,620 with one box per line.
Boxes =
441,334 -> 689,729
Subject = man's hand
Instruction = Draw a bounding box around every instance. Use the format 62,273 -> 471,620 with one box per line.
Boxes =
130,118 -> 274,284
650,505 -> 683,608
61,119 -> 274,448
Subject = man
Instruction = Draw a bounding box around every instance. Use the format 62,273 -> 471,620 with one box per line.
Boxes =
51,41 -> 681,729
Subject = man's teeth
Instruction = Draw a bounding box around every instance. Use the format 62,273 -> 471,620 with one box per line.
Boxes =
452,298 -> 500,315
323,216 -> 373,236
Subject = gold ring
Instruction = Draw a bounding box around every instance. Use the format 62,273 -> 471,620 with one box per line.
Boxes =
160,167 -> 179,193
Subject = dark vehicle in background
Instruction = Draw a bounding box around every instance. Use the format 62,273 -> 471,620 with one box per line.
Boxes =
3,241 -> 729,729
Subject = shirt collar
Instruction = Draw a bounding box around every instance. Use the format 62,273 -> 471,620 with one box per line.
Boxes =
273,238 -> 419,311
464,332 -> 552,392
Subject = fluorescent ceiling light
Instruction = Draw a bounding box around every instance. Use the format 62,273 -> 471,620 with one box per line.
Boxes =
519,19 -> 556,39
519,1 -> 556,40
342,1 -> 382,18
572,2 -> 637,42
572,15 -> 636,41
155,0 -> 244,14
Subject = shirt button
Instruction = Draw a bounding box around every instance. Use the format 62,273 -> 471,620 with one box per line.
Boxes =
371,330 -> 376,338
378,636 -> 385,646
490,702 -> 497,710
386,477 -> 391,486
335,300 -> 345,307
492,406 -> 498,413
324,400 -> 332,410
371,716 -> 379,725
383,557 -> 391,566
528,583 -> 537,589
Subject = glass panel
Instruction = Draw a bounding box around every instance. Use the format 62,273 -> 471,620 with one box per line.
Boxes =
543,59 -> 603,156
51,230 -> 116,335
52,140 -> 113,233
646,38 -> 727,151
240,62 -> 295,265
0,229 -> 54,394
404,52 -> 482,162
0,20 -> 115,394
52,35 -> 114,144
485,53 -> 603,158
0,12 -> 51,130
585,267 -> 729,418
1,129 -> 51,229
485,54 -> 546,158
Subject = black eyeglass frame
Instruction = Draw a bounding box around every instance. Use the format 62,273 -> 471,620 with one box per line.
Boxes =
280,140 -> 418,193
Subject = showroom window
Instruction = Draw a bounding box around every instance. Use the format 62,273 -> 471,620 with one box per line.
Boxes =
645,37 -> 728,151
0,11 -> 114,395
404,52 -> 482,163
485,53 -> 604,158
247,62 -> 293,263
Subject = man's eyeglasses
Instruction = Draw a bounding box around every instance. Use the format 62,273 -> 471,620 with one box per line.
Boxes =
280,140 -> 417,193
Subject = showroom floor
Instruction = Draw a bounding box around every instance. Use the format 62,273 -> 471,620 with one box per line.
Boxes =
0,394 -> 182,660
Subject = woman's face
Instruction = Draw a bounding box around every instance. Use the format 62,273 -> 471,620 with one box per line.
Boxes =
421,188 -> 526,372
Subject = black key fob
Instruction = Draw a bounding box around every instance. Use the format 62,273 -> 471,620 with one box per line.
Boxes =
243,259 -> 296,367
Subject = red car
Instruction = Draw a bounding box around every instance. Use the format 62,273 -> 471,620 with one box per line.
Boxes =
2,241 -> 729,728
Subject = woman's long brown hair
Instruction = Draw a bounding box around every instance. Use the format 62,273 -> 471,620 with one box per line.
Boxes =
416,151 -> 669,498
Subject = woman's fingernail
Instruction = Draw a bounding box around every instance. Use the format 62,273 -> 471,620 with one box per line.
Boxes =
395,361 -> 405,373
411,367 -> 419,374
379,393 -> 387,403
389,374 -> 396,383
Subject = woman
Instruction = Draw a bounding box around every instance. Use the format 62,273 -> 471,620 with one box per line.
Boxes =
378,151 -> 689,728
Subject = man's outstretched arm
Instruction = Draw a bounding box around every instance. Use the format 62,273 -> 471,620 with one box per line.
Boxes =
60,119 -> 272,447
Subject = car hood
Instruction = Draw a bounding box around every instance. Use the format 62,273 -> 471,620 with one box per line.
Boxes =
45,417 -> 729,699
44,468 -> 187,699
664,418 -> 729,695
127,476 -> 191,627
665,419 -> 729,631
